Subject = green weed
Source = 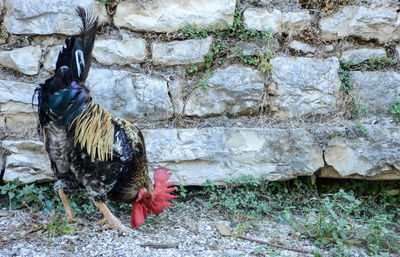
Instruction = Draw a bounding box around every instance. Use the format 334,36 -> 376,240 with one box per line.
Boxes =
45,216 -> 75,242
0,179 -> 131,216
390,100 -> 400,121
236,47 -> 258,65
199,73 -> 212,88
95,0 -> 111,4
187,64 -> 199,74
338,60 -> 353,94
179,8 -> 273,84
178,24 -> 211,39
200,176 -> 399,255
359,57 -> 399,71
338,60 -> 369,135
0,178 -> 62,213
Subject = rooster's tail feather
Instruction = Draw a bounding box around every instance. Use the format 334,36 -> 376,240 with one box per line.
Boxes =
55,7 -> 98,82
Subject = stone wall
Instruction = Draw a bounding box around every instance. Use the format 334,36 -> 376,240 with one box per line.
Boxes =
1,0 -> 400,185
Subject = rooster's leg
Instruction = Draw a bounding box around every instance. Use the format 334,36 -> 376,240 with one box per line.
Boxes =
93,201 -> 133,233
58,188 -> 74,219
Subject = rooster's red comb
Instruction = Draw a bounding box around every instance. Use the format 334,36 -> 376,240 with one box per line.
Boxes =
149,167 -> 178,214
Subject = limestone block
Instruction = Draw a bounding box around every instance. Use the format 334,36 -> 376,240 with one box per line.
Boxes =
319,6 -> 400,43
243,9 -> 311,34
114,0 -> 235,33
86,68 -> 174,121
93,38 -> 147,65
2,141 -> 53,184
184,66 -> 264,117
351,71 -> 400,114
289,40 -> 316,54
144,128 -> 324,185
152,37 -> 212,65
341,48 -> 387,65
0,46 -> 41,75
325,125 -> 400,177
4,0 -> 109,35
0,80 -> 38,133
270,57 -> 342,119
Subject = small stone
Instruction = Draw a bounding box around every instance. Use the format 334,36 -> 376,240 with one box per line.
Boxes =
289,40 -> 316,54
324,45 -> 334,52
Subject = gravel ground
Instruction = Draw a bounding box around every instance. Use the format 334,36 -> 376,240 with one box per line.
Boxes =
0,199 -> 396,257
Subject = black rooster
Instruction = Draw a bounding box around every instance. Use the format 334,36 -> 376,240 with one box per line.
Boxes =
33,8 -> 177,233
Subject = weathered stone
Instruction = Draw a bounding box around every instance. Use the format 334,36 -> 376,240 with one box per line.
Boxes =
86,68 -> 174,121
270,57 -> 341,119
325,125 -> 400,178
114,0 -> 235,33
396,45 -> 400,57
43,45 -> 63,72
4,0 -> 109,35
244,9 -> 311,34
324,45 -> 335,53
93,38 -> 147,66
169,79 -> 185,115
184,66 -> 264,117
341,48 -> 387,65
144,128 -> 324,184
2,141 -> 53,184
152,37 -> 212,65
289,40 -> 316,54
319,6 -> 400,43
0,46 -> 41,75
4,125 -> 400,185
351,71 -> 400,114
0,80 -> 38,133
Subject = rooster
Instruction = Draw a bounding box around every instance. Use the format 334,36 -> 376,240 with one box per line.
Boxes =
33,8 -> 177,233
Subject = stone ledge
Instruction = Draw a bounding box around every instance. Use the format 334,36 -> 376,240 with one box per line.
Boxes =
3,125 -> 399,185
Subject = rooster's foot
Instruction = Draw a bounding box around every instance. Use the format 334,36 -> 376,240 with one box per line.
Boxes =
67,216 -> 86,225
104,219 -> 134,234
97,218 -> 107,225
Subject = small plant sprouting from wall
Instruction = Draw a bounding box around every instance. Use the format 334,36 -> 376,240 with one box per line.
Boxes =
95,0 -> 110,4
339,56 -> 400,133
390,100 -> 400,121
179,8 -> 273,88
338,60 -> 368,135
299,0 -> 350,14
353,57 -> 400,72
